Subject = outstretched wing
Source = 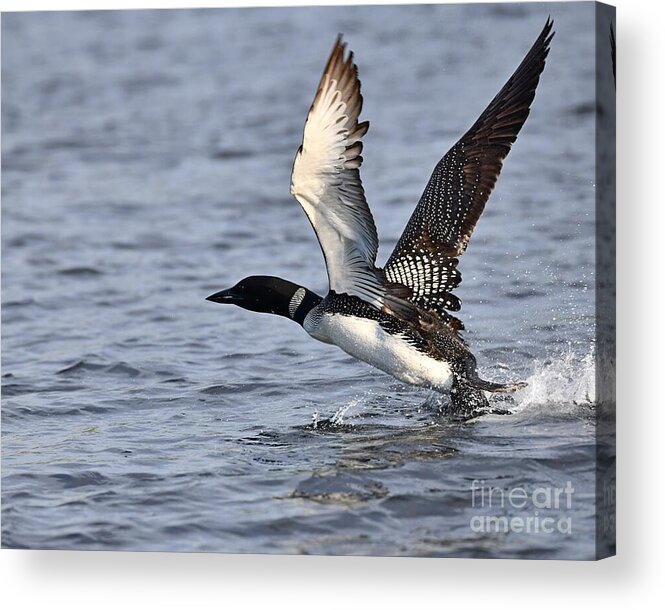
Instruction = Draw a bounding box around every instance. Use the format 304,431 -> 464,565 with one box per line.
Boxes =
384,19 -> 554,328
290,36 -> 385,308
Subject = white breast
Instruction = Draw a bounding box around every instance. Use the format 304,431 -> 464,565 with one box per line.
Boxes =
304,312 -> 453,391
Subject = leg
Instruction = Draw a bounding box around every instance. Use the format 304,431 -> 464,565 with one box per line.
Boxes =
464,356 -> 527,393
449,375 -> 489,417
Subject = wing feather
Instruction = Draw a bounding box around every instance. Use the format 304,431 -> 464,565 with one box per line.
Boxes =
385,19 -> 554,325
291,36 -> 384,306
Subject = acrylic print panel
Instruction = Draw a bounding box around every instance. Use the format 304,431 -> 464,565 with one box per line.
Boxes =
1,2 -> 615,558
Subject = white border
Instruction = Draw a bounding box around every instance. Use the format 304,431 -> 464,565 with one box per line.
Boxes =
2,0 -> 663,607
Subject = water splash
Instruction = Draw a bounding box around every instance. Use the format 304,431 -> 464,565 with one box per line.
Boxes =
330,393 -> 368,425
308,390 -> 378,429
512,348 -> 596,412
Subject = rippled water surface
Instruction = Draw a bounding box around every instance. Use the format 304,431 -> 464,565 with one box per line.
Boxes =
2,3 -> 609,558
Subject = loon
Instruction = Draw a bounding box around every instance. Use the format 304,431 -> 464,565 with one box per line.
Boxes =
208,20 -> 554,411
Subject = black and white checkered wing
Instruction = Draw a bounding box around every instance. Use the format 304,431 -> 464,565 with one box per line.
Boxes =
385,19 -> 554,328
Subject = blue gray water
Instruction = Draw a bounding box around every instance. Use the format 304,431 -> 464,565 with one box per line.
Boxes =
2,3 -> 607,558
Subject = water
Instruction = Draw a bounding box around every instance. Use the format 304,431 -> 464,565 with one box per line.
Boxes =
2,3 -> 607,558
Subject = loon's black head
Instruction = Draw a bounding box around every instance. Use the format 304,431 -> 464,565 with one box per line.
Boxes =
206,276 -> 321,324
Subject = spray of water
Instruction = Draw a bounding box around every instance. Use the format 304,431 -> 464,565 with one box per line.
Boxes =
330,391 -> 376,425
512,348 -> 596,413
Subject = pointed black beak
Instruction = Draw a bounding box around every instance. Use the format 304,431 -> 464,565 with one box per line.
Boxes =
206,288 -> 241,304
